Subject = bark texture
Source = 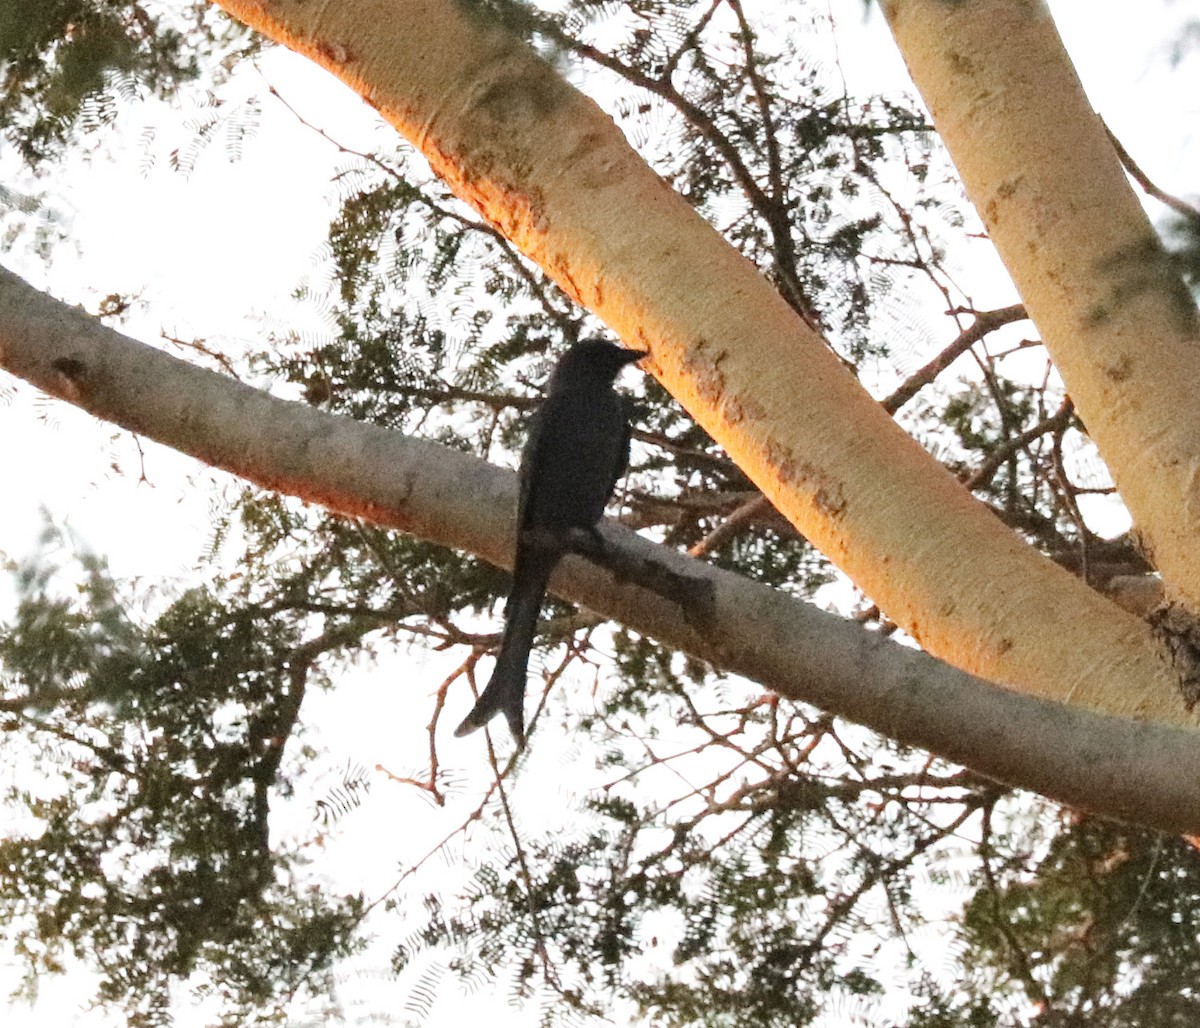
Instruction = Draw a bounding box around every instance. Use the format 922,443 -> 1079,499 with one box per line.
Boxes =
199,0 -> 1187,722
882,0 -> 1200,605
5,261 -> 1200,831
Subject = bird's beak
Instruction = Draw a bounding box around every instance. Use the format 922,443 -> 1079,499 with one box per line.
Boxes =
623,349 -> 648,364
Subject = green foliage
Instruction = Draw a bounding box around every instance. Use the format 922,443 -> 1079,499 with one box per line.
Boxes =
0,528 -> 365,1024
0,0 -> 249,165
2,0 -> 1196,1025
1166,209 -> 1200,298
949,821 -> 1200,1026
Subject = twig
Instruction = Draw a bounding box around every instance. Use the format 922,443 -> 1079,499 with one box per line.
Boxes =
1105,120 -> 1200,228
883,304 -> 1027,413
485,723 -> 563,990
1048,403 -> 1090,584
688,493 -> 773,557
963,397 -> 1074,492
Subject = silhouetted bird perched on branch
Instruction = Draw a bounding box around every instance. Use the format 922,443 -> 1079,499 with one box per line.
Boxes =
454,339 -> 647,748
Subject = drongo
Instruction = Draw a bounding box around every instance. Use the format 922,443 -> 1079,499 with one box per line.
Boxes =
454,339 -> 646,747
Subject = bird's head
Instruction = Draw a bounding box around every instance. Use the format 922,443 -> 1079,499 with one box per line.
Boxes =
552,338 -> 647,386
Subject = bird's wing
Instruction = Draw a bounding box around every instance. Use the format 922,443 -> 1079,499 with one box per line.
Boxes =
515,403 -> 548,538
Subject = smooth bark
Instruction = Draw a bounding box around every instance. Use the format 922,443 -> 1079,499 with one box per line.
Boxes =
4,261 -> 1200,831
197,0 -> 1189,724
882,0 -> 1200,605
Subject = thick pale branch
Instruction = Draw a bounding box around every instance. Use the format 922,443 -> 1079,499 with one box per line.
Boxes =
882,0 -> 1200,606
201,0 -> 1184,725
3,262 -> 1200,831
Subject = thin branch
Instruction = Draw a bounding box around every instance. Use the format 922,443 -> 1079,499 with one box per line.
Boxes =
160,330 -> 243,379
661,0 -> 723,80
541,14 -> 815,322
1048,404 -> 1091,584
264,76 -> 569,328
264,79 -> 403,180
1106,121 -> 1200,228
688,493 -> 773,557
979,801 -> 1049,1005
486,720 -> 563,991
884,304 -> 1027,413
726,0 -> 810,319
798,800 -> 981,969
963,396 -> 1075,492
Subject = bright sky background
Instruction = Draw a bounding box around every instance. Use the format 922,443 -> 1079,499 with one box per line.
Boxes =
1,1 -> 1198,1024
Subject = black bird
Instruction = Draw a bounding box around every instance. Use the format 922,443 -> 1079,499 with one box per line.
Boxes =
454,339 -> 646,747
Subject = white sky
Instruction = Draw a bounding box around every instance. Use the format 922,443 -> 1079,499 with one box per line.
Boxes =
1,1 -> 1198,1024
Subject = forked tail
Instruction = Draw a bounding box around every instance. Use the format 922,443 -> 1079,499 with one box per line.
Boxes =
454,551 -> 555,747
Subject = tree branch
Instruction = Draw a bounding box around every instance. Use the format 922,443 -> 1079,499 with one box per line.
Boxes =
1105,121 -> 1200,229
883,304 -> 1028,413
5,262 -> 1200,832
883,0 -> 1200,610
200,0 -> 1182,732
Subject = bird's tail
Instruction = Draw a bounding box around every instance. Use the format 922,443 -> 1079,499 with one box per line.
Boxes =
453,551 -> 555,747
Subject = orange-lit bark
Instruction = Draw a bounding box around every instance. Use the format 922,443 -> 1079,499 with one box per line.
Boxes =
7,262 -> 1200,830
198,0 -> 1189,724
